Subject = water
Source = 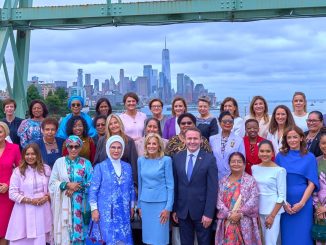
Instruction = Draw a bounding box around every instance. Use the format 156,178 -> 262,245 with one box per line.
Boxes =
140,99 -> 326,117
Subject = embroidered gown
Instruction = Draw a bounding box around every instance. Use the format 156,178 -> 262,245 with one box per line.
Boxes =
89,158 -> 135,244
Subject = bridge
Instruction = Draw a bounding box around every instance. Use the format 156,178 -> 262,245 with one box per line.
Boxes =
1,0 -> 326,116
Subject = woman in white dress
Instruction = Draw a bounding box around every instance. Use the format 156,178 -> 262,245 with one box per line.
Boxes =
252,140 -> 287,245
267,105 -> 295,154
291,92 -> 309,132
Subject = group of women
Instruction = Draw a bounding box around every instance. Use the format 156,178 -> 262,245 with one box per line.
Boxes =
0,91 -> 325,245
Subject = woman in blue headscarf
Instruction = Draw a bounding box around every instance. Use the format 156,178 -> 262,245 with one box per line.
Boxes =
49,135 -> 93,245
56,96 -> 97,139
89,135 -> 135,244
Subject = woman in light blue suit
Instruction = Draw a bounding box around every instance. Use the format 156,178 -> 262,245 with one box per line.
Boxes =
210,111 -> 246,180
138,133 -> 174,245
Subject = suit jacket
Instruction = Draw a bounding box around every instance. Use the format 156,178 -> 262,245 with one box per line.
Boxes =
163,117 -> 176,140
137,156 -> 174,211
173,149 -> 218,220
209,132 -> 246,180
305,130 -> 322,157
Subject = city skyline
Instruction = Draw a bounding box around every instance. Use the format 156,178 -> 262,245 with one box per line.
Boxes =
1,1 -> 326,101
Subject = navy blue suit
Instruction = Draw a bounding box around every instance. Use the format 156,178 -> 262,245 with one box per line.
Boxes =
173,149 -> 218,245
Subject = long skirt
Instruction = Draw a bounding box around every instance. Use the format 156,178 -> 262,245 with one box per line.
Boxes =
141,201 -> 169,245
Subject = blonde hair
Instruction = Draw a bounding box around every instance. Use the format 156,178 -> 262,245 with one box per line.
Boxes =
0,122 -> 10,137
105,114 -> 128,144
144,133 -> 165,158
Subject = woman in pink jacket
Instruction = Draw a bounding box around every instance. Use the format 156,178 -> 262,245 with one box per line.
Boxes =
5,143 -> 52,244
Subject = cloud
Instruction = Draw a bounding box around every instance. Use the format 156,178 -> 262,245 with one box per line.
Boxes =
1,1 -> 326,103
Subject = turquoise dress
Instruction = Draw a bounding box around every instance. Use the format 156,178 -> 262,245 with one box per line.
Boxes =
64,156 -> 93,245
276,150 -> 319,245
137,156 -> 174,245
89,158 -> 135,244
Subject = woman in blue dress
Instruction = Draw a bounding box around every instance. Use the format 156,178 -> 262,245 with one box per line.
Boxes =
89,135 -> 135,244
138,133 -> 174,245
275,125 -> 319,245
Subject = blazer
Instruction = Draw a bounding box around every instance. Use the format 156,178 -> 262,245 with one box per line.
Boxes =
305,130 -> 322,157
137,156 -> 174,211
172,149 -> 218,220
163,117 -> 177,140
209,132 -> 246,180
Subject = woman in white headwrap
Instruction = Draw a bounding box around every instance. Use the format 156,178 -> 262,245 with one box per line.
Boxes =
89,135 -> 135,244
49,135 -> 93,245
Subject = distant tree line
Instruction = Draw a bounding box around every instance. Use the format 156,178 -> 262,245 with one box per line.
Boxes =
0,85 -> 70,119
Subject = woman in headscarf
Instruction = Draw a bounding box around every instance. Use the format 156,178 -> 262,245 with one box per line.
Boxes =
89,135 -> 135,245
56,96 -> 96,139
94,114 -> 138,186
49,135 -> 93,245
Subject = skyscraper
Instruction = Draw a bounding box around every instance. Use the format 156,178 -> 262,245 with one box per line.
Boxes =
161,38 -> 171,102
77,68 -> 83,87
143,65 -> 153,95
94,79 -> 99,93
177,73 -> 184,96
85,73 -> 91,86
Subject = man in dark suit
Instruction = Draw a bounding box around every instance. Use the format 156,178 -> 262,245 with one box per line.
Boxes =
172,127 -> 218,245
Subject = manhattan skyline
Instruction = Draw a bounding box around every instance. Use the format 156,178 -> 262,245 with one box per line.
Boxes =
1,1 -> 326,101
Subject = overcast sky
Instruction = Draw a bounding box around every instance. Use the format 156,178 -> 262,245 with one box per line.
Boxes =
1,0 -> 326,101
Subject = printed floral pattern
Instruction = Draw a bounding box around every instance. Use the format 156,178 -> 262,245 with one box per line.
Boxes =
17,119 -> 42,148
88,158 -> 135,244
66,156 -> 93,244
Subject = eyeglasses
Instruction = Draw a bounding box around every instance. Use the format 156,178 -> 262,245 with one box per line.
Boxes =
180,121 -> 193,126
67,145 -> 81,150
221,119 -> 234,124
306,119 -> 321,124
96,123 -> 106,127
151,105 -> 162,108
71,103 -> 81,108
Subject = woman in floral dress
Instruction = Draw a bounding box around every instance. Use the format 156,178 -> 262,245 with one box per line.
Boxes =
49,135 -> 93,245
215,152 -> 262,245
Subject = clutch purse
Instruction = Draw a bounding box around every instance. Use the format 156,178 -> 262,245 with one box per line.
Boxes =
83,196 -> 91,225
312,215 -> 326,242
85,221 -> 106,245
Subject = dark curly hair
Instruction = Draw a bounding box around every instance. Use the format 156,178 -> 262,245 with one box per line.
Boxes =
66,116 -> 88,138
29,99 -> 48,118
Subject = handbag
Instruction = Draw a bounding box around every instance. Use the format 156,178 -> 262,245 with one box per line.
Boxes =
85,221 -> 106,245
312,219 -> 326,242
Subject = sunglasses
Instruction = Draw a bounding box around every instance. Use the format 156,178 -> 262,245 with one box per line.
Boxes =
71,103 -> 81,108
67,145 -> 81,150
221,119 -> 234,124
180,121 -> 193,126
96,123 -> 106,127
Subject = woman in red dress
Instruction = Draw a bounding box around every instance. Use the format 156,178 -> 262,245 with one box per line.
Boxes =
0,122 -> 21,245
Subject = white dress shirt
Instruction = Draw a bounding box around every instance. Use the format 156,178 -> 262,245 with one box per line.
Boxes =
186,148 -> 200,174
